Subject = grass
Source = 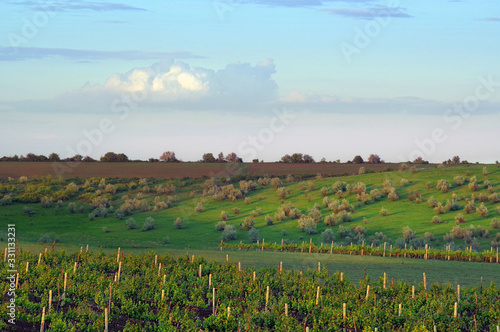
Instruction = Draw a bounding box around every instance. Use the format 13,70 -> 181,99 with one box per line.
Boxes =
9,243 -> 500,288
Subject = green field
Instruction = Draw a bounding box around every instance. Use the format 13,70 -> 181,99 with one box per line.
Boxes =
1,164 -> 500,286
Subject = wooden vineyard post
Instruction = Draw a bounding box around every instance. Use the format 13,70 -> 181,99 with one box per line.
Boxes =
208,274 -> 212,289
38,253 -> 42,266
309,238 -> 312,253
212,288 -> 216,316
340,272 -> 344,282
161,289 -> 165,301
154,255 -> 157,267
4,247 -> 7,262
318,262 -> 321,273
497,247 -> 499,263
330,241 -> 334,254
265,286 -> 270,311
117,247 -> 120,263
117,262 -> 121,282
226,254 -> 229,262
383,242 -> 386,257
425,244 -> 428,260
227,307 -> 230,317
279,261 -> 282,274
412,286 -> 415,299
40,307 -> 46,332
73,262 -> 77,274
383,273 -> 387,289
453,302 -> 458,318
199,264 -> 202,278
398,303 -> 402,316
104,308 -> 109,332
365,285 -> 370,301
26,261 -> 29,273
457,285 -> 460,302
238,262 -> 241,272
315,286 -> 320,306
108,284 -> 112,313
48,290 -> 52,311
343,303 -> 346,319
15,273 -> 19,289
285,303 -> 288,316
163,274 -> 166,286
253,271 -> 256,281
63,272 -> 68,296
158,263 -> 161,276
86,244 -> 89,252
423,273 -> 427,291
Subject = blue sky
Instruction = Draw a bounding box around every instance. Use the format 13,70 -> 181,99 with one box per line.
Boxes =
0,0 -> 499,163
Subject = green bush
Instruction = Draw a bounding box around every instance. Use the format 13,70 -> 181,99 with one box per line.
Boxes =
174,217 -> 184,229
141,217 -> 156,231
222,225 -> 237,241
321,228 -> 334,243
248,227 -> 259,243
126,218 -> 137,230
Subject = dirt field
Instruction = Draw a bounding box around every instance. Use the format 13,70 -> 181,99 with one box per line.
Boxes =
0,161 -> 420,179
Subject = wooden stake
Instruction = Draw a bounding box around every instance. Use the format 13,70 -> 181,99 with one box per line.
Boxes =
398,303 -> 402,316
453,302 -> 458,318
117,247 -> 120,263
330,241 -> 334,254
383,242 -> 386,257
226,254 -> 229,262
86,244 -> 88,252
315,286 -> 320,306
104,308 -> 108,332
158,263 -> 161,276
318,262 -> 321,273
383,273 -> 386,289
457,285 -> 460,302
280,261 -> 282,273
163,274 -> 166,285
343,303 -> 346,319
161,289 -> 165,301
15,273 -> 19,289
3,247 -> 7,262
365,285 -> 370,301
227,306 -> 230,317
26,261 -> 29,273
48,290 -> 52,311
253,271 -> 256,281
285,303 -> 288,316
208,274 -> 212,288
265,286 -> 270,311
40,307 -> 45,332
238,261 -> 241,271
73,262 -> 77,274
412,285 -> 415,299
63,272 -> 67,294
154,254 -> 157,267
340,272 -> 344,282
309,238 -> 312,253
212,288 -> 216,316
199,264 -> 202,278
423,273 -> 427,291
38,253 -> 42,266
117,262 -> 121,282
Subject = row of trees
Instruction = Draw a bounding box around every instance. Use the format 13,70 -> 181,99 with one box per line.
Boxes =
0,152 -> 490,164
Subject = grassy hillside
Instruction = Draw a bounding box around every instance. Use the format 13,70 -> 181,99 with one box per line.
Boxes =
1,164 -> 499,252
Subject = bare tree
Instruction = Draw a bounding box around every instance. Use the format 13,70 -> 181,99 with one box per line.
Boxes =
160,151 -> 178,162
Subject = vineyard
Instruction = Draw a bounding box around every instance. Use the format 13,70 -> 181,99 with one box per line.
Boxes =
1,248 -> 500,331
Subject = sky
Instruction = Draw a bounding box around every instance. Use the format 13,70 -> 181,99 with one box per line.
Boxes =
0,0 -> 499,163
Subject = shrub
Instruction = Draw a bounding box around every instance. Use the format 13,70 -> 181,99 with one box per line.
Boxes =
232,207 -> 240,215
215,221 -> 226,231
489,193 -> 499,203
338,210 -> 353,223
380,207 -> 388,217
434,203 -> 445,214
307,208 -> 321,222
427,196 -> 439,208
424,232 -> 435,242
141,217 -> 156,231
270,177 -> 283,188
126,218 -> 137,230
274,211 -> 286,222
297,216 -> 317,232
464,201 -> 476,214
352,226 -> 366,236
447,199 -> 460,211
240,217 -> 255,230
468,181 -> 479,192
220,211 -> 229,221
285,174 -> 295,183
454,213 -> 466,224
491,218 -> 500,229
400,178 -> 409,187
475,226 -> 488,238
436,179 -> 451,193
402,226 -> 416,243
244,197 -> 251,204
324,213 -> 339,226
195,201 -> 204,213
222,225 -> 237,241
174,217 -> 184,229
321,229 -> 335,243
276,187 -> 287,199
388,188 -> 399,201
320,187 -> 330,196
358,167 -> 365,175
162,236 -> 170,245
338,225 -> 351,238
264,215 -> 273,225
432,215 -> 443,224
248,227 -> 259,243
68,202 -> 77,213
410,166 -> 417,173
454,176 -> 465,186
476,203 -> 488,218
482,167 -> 489,176
102,227 -> 110,233
370,189 -> 381,201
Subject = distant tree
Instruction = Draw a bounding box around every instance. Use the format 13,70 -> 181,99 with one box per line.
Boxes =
352,155 -> 364,164
217,152 -> 225,163
368,154 -> 382,164
82,156 -> 95,162
116,153 -> 129,162
452,156 -> 460,164
281,154 -> 292,163
225,152 -> 242,163
48,153 -> 60,162
160,151 -> 178,162
202,153 -> 216,163
101,152 -> 129,162
412,156 -> 428,164
148,158 -> 159,162
303,154 -> 315,163
291,153 -> 304,163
